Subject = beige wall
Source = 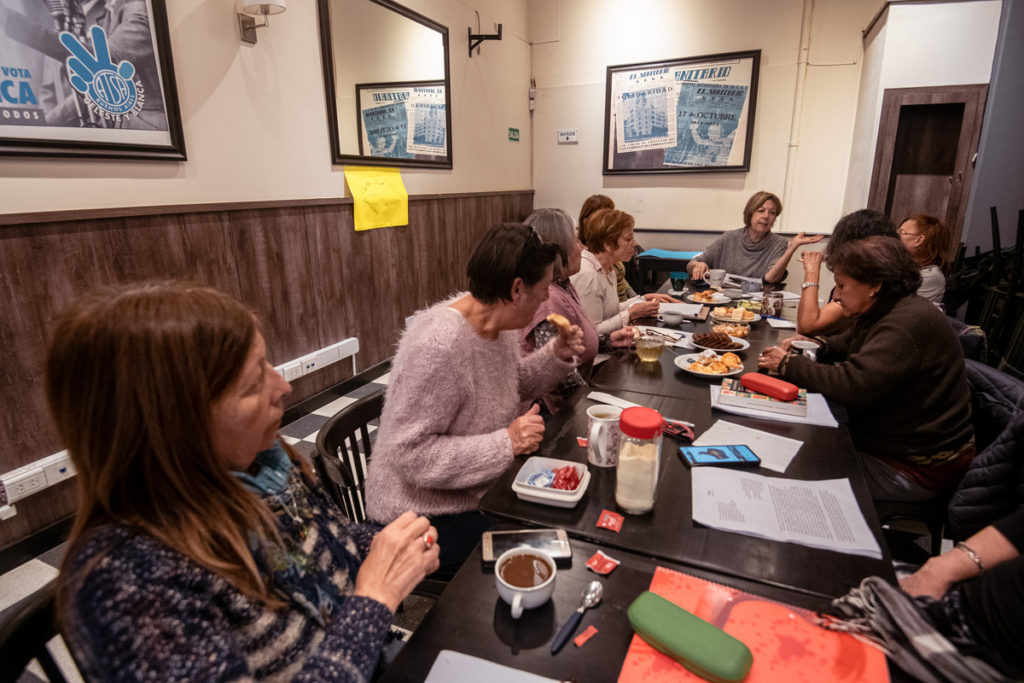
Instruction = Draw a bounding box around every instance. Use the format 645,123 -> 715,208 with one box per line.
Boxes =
0,0 -> 532,214
529,0 -> 880,235
844,0 -> 1001,212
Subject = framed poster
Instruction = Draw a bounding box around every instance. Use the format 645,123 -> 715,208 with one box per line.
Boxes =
603,50 -> 760,175
355,80 -> 449,165
0,0 -> 186,160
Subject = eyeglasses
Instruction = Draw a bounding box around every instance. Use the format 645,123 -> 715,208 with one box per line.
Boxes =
898,228 -> 921,237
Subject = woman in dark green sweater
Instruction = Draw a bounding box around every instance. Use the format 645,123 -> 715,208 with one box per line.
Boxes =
759,236 -> 973,503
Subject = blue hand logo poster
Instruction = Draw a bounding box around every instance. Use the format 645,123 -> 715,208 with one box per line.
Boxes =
0,0 -> 183,159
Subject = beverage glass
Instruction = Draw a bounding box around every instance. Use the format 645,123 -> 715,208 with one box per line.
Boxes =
635,335 -> 664,362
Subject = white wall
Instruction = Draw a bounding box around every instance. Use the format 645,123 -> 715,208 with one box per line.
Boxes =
530,0 -> 879,237
843,0 -> 1001,213
0,0 -> 532,215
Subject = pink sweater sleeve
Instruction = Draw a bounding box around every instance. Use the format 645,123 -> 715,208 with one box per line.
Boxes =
518,339 -> 575,400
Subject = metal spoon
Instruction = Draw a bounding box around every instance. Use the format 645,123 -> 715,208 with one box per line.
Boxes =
550,580 -> 604,654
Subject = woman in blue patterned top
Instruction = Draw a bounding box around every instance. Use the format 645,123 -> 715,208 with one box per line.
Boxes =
46,281 -> 439,681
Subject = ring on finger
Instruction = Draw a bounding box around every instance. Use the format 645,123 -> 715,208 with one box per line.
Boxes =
423,533 -> 435,551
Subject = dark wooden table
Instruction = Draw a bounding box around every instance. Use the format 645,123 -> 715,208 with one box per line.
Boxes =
479,311 -> 894,600
379,533 -> 836,683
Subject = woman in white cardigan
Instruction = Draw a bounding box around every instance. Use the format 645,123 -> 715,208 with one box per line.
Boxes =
570,208 -> 676,334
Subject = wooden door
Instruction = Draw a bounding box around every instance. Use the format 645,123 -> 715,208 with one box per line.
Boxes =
868,85 -> 988,251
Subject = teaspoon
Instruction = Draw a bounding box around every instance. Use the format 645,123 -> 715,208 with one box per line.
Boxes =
550,580 -> 603,654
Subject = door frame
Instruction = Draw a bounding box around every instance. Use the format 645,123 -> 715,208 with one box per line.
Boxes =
868,84 -> 988,249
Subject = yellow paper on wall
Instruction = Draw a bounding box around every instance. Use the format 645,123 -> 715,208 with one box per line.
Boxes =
344,166 -> 409,231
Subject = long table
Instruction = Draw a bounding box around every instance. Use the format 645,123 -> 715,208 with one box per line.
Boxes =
479,312 -> 895,600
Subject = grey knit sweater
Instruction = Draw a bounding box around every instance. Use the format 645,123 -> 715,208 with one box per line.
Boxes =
366,295 -> 573,523
690,227 -> 788,280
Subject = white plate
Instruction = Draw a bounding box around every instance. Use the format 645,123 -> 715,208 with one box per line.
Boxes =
674,353 -> 744,378
710,311 -> 762,324
686,291 -> 731,305
636,326 -> 692,348
690,335 -> 750,352
511,456 -> 590,508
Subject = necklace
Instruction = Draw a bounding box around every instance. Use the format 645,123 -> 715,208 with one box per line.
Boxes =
276,492 -> 306,538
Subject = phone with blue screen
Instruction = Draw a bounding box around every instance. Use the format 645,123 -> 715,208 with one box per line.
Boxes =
678,444 -> 760,467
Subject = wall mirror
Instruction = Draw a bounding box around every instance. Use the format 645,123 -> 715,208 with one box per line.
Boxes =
317,0 -> 452,169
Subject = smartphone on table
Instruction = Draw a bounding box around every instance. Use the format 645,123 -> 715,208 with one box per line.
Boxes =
678,444 -> 761,467
481,528 -> 572,564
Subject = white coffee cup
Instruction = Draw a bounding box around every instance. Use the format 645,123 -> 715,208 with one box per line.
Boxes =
790,339 -> 820,361
495,548 -> 556,619
586,404 -> 622,467
704,268 -> 726,288
657,309 -> 684,326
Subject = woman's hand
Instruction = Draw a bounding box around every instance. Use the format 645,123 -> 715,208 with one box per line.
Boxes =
689,261 -> 709,281
898,559 -> 957,600
799,250 -> 824,279
644,293 -> 681,304
792,232 -> 824,248
610,327 -> 637,348
552,324 -> 586,362
354,511 -> 440,612
628,300 -> 660,322
508,403 -> 545,454
757,345 -> 787,373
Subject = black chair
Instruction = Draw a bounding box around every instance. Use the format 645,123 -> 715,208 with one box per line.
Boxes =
0,580 -> 70,683
312,389 -> 448,599
880,359 -> 1024,556
978,208 -> 1024,359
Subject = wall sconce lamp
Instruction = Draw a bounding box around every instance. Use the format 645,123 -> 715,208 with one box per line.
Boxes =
239,0 -> 286,45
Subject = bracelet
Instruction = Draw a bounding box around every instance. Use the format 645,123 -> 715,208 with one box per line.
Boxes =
801,282 -> 819,290
956,542 -> 985,574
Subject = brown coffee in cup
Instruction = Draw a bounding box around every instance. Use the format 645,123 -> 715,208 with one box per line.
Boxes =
499,552 -> 553,588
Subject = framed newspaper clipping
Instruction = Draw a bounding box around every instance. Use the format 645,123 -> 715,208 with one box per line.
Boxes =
355,80 -> 450,166
0,0 -> 186,161
603,50 -> 760,175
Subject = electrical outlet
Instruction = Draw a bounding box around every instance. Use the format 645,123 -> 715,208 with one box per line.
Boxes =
283,362 -> 302,382
4,468 -> 47,503
43,458 -> 76,485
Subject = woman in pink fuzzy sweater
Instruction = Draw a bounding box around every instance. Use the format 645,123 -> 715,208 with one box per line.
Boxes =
366,223 -> 585,575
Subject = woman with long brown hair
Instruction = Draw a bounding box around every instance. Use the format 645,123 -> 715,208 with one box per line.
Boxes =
898,213 -> 953,305
49,281 -> 438,681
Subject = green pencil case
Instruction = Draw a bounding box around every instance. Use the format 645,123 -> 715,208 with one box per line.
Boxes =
627,591 -> 753,683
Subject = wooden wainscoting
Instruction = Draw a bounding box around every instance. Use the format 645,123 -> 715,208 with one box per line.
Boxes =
0,190 -> 533,549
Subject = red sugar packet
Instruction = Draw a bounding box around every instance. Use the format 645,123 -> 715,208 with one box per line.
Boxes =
577,436 -> 589,447
574,625 -> 598,647
596,509 -> 624,532
586,550 -> 620,575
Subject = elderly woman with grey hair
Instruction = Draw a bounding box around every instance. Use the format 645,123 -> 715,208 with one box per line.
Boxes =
521,208 -> 636,414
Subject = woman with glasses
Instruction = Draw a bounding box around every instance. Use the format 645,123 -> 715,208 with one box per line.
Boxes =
366,223 -> 585,576
520,208 -> 637,414
899,214 -> 952,305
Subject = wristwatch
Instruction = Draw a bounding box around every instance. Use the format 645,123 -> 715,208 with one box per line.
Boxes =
801,282 -> 819,290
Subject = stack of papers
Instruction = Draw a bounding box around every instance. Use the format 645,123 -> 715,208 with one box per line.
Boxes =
691,468 -> 882,559
709,385 -> 838,427
693,419 -> 802,472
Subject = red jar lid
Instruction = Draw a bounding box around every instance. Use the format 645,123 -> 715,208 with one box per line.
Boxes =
619,406 -> 663,439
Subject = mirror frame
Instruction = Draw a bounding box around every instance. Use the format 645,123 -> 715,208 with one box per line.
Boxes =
317,0 -> 453,169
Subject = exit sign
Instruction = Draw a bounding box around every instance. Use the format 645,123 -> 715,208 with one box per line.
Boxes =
508,127 -> 520,142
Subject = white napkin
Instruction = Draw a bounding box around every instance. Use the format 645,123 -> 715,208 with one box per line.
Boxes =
766,318 -> 797,329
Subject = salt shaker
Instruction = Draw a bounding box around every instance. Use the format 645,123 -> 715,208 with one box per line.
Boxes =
615,407 -> 663,514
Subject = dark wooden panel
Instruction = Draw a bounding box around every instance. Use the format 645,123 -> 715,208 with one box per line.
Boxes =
0,190 -> 533,550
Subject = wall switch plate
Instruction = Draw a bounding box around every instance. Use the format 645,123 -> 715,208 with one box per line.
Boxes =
3,467 -> 47,503
557,128 -> 579,144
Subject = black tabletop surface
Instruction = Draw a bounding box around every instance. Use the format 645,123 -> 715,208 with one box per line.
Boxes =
479,309 -> 894,601
378,533 -> 842,683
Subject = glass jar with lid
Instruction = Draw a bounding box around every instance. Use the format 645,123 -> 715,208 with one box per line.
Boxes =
615,406 -> 663,514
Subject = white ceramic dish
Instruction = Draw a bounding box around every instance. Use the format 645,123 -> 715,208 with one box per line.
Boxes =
512,456 -> 590,508
636,326 -> 692,348
674,353 -> 744,378
686,291 -> 731,305
690,335 -> 751,352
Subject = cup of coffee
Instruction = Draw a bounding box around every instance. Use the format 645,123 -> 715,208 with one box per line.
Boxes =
657,309 -> 684,326
761,291 -> 784,317
587,404 -> 622,467
704,268 -> 726,288
495,548 -> 557,619
790,339 -> 820,361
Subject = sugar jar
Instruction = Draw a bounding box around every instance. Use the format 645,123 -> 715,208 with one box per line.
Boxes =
615,406 -> 663,514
